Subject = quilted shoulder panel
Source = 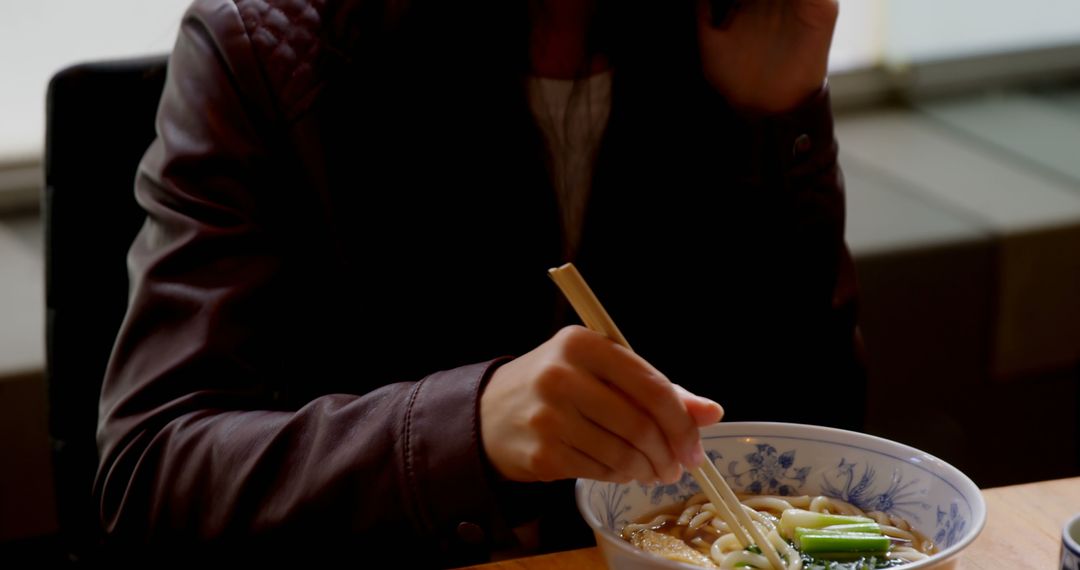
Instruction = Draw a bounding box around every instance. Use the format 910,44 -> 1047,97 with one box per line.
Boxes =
234,0 -> 327,119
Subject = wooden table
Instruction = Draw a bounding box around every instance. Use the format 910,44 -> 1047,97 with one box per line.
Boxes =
460,477 -> 1080,569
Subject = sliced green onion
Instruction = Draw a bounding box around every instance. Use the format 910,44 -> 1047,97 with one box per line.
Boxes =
798,532 -> 890,555
821,522 -> 882,534
794,522 -> 885,541
778,509 -> 874,539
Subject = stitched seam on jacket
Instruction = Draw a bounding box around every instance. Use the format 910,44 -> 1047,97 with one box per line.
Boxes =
467,370 -> 483,493
403,377 -> 435,535
468,359 -> 508,491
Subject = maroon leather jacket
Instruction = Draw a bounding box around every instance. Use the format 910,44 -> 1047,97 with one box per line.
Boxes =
95,0 -> 864,564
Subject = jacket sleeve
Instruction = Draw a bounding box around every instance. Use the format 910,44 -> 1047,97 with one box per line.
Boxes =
729,86 -> 860,331
706,86 -> 866,430
648,83 -> 868,431
94,0 -> 514,560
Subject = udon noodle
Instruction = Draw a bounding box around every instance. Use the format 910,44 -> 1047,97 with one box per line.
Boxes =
621,493 -> 936,569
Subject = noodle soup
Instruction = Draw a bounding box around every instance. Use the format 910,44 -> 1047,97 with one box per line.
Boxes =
577,422 -> 985,570
622,493 -> 936,569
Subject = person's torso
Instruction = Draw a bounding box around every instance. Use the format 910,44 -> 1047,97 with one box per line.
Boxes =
230,0 -> 857,425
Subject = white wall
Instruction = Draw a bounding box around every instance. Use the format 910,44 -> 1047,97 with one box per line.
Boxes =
0,0 -> 191,161
887,0 -> 1080,63
831,0 -> 887,71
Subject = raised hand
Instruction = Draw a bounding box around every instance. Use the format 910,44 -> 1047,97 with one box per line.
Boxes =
480,326 -> 724,485
698,0 -> 839,114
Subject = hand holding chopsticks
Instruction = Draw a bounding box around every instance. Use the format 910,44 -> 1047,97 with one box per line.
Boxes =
480,267 -> 722,484
547,263 -> 787,570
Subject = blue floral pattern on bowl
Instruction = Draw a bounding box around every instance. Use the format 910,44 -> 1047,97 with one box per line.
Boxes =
727,443 -> 811,496
1063,547 -> 1080,570
820,458 -> 931,525
641,451 -> 724,505
640,445 -> 812,508
935,502 -> 966,549
590,479 -> 632,532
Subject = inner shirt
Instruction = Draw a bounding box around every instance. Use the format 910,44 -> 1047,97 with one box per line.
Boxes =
526,70 -> 613,261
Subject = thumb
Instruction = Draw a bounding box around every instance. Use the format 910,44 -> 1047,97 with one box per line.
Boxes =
674,384 -> 724,427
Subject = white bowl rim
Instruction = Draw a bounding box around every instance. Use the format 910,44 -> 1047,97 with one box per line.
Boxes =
575,421 -> 988,570
1063,512 -> 1080,556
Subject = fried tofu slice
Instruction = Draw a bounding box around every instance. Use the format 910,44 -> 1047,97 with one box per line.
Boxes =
628,529 -> 717,568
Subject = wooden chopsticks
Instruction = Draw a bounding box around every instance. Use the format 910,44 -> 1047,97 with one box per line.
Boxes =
548,263 -> 786,570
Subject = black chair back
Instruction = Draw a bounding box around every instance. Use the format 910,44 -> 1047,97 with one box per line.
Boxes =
44,55 -> 167,561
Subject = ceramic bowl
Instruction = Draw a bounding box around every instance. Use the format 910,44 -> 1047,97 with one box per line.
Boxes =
1061,512 -> 1080,570
576,422 -> 986,570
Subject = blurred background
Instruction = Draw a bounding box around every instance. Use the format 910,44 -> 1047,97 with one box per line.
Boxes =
2,0 -> 1080,563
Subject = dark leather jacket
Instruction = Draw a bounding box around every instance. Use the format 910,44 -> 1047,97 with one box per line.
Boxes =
95,0 -> 864,564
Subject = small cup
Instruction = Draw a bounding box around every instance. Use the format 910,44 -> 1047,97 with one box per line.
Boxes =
1062,513 -> 1080,570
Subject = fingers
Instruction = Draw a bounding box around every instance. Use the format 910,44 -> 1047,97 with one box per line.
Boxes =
674,384 -> 725,427
560,408 -> 661,484
534,442 -> 627,484
569,373 -> 683,483
481,326 -> 724,485
564,446 -> 634,484
560,326 -> 705,468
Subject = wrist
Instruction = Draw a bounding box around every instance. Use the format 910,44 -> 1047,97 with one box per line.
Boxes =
722,77 -> 829,117
477,356 -> 519,482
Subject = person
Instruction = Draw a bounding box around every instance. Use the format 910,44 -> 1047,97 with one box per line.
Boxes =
94,0 -> 865,565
